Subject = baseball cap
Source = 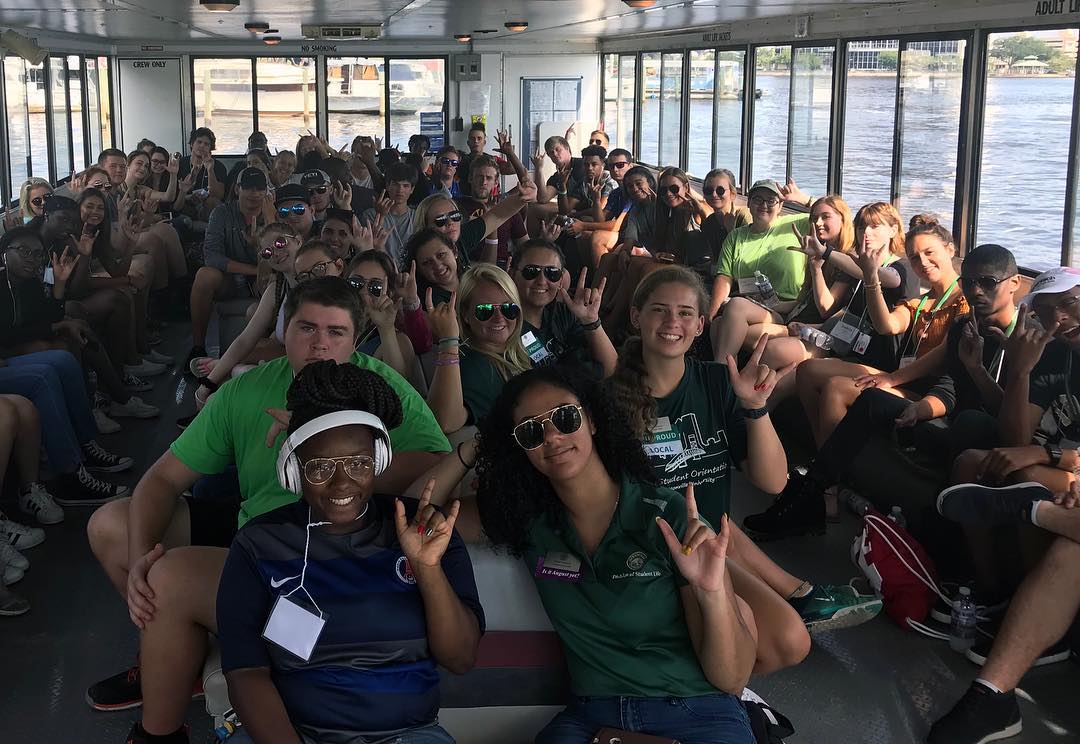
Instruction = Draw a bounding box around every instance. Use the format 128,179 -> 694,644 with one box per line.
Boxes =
300,170 -> 331,189
748,179 -> 783,198
237,166 -> 268,191
1020,267 -> 1080,309
42,194 -> 78,214
274,183 -> 310,207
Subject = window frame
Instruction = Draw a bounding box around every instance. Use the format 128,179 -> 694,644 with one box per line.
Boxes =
189,56 -> 258,155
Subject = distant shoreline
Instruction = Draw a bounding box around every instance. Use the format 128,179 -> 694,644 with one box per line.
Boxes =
755,70 -> 1075,78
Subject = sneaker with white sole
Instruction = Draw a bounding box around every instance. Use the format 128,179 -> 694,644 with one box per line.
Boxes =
123,359 -> 167,377
965,631 -> 1071,668
0,543 -> 28,572
81,440 -> 134,473
937,482 -> 1054,527
53,466 -> 130,506
121,373 -> 153,393
0,514 -> 45,550
19,483 -> 64,525
142,349 -> 174,365
928,682 -> 1022,744
0,585 -> 29,616
92,408 -> 121,434
3,560 -> 24,585
107,396 -> 159,419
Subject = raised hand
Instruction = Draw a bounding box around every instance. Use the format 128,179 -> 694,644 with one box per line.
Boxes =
332,181 -> 352,209
957,317 -> 985,372
374,189 -> 393,216
371,215 -> 391,252
539,218 -> 563,242
655,485 -> 729,592
126,543 -> 166,629
367,294 -> 401,331
564,122 -> 577,142
394,479 -> 461,568
167,154 -> 180,175
531,147 -> 546,173
779,177 -> 810,206
789,223 -> 827,261
354,219 -> 374,252
516,178 -> 538,203
494,128 -> 514,155
997,306 -> 1055,376
855,237 -> 888,278
397,260 -> 420,309
725,334 -> 794,409
51,246 -> 81,282
425,288 -> 459,340
558,269 -> 605,326
69,170 -> 87,198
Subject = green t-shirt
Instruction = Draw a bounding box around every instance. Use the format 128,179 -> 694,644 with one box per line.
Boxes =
646,358 -> 747,527
524,475 -> 717,698
716,213 -> 810,301
460,346 -> 519,425
521,303 -> 599,376
171,353 -> 451,527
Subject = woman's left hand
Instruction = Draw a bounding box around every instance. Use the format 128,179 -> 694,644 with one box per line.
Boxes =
656,484 -> 729,593
397,261 -> 420,310
559,268 -> 605,325
855,239 -> 888,278
725,334 -> 794,409
332,182 -> 352,210
395,479 -> 461,568
51,247 -> 80,283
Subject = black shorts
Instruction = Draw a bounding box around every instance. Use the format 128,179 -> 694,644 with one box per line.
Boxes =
182,493 -> 240,548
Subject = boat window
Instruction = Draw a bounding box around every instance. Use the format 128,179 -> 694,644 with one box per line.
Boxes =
976,30 -> 1079,270
790,45 -> 834,195
602,54 -> 620,148
752,45 -> 791,184
49,56 -> 72,179
639,52 -> 661,165
327,56 -> 386,149
841,39 -> 900,209
687,50 -> 715,177
896,38 -> 968,231
193,58 -> 254,154
95,56 -> 113,154
713,50 -> 746,183
255,57 -> 317,150
4,57 -> 32,200
388,58 -> 445,151
67,55 -> 86,172
659,52 -> 684,167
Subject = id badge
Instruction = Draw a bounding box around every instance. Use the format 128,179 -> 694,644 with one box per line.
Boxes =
831,312 -> 862,343
899,356 -> 917,369
262,595 -> 326,662
737,277 -> 759,297
534,550 -> 583,582
521,331 -> 554,365
853,332 -> 871,356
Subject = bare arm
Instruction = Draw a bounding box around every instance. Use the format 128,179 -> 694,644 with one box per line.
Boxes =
681,582 -> 756,694
225,669 -> 302,744
864,284 -> 912,336
739,415 -> 788,494
207,285 -> 278,385
709,275 -> 733,320
128,452 -> 202,565
413,564 -> 481,674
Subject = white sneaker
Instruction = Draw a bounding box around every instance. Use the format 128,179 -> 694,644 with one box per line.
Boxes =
19,483 -> 65,525
143,349 -> 174,365
108,396 -> 159,419
93,408 -> 121,434
0,515 -> 45,550
0,543 -> 28,571
123,359 -> 167,377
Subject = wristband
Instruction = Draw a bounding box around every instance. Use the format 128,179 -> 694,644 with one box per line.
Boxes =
437,336 -> 461,346
739,406 -> 769,420
456,441 -> 475,470
1045,443 -> 1062,468
580,318 -> 602,331
864,282 -> 881,292
821,245 -> 833,264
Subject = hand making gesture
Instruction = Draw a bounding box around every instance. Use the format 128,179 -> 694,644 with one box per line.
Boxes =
558,268 -> 605,326
725,334 -> 794,409
395,479 -> 461,568
425,288 -> 459,340
397,261 -> 421,310
656,484 -> 729,592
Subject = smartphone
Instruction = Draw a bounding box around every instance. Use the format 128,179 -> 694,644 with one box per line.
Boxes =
554,215 -> 574,228
656,252 -> 676,264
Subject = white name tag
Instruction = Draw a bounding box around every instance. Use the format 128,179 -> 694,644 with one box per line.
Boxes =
543,551 -> 582,573
737,277 -> 759,296
899,355 -> 917,369
644,416 -> 684,458
521,331 -> 554,364
831,314 -> 861,343
852,332 -> 871,356
262,595 -> 326,662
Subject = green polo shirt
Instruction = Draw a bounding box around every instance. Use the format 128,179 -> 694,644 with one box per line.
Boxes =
524,476 -> 717,698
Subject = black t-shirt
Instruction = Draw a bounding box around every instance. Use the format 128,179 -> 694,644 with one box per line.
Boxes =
178,156 -> 228,193
836,259 -> 921,372
545,157 -> 587,195
924,314 -> 1012,418
1029,340 -> 1080,446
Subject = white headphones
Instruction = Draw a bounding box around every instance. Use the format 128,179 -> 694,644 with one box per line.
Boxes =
276,410 -> 393,495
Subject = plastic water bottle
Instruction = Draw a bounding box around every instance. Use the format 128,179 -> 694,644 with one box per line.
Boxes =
845,491 -> 874,516
949,586 -> 977,652
888,506 -> 907,530
799,325 -> 834,351
754,271 -> 779,308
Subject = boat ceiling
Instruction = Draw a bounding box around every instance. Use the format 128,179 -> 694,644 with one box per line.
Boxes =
2,0 -> 915,44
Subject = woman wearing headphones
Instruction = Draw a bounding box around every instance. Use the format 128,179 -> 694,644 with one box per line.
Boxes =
216,360 -> 483,744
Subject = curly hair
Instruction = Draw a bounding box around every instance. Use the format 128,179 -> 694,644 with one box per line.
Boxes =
476,366 -> 656,556
286,359 -> 403,434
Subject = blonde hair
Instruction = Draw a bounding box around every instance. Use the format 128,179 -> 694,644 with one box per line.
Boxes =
854,201 -> 906,257
19,178 -> 52,221
457,264 -> 532,381
811,195 -> 855,254
412,193 -> 458,237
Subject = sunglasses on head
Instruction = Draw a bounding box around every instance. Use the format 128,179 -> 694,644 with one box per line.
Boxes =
295,259 -> 335,282
663,184 -> 683,195
347,275 -> 385,297
520,264 -> 563,282
609,161 -> 630,170
960,275 -> 1008,292
433,210 -> 463,228
278,203 -> 308,218
474,302 -> 520,322
513,404 -> 584,450
703,185 -> 727,198
439,158 -> 459,167
308,186 -> 329,195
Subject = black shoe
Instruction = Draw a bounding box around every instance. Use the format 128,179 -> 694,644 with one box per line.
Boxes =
743,470 -> 826,541
176,414 -> 195,431
87,665 -> 143,711
54,466 -> 130,506
937,482 -> 1053,527
183,346 -> 207,378
124,721 -> 190,744
927,683 -> 1021,743
965,632 -> 1071,668
82,439 -> 134,473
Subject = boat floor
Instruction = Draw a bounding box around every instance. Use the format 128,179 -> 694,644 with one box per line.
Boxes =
1,321 -> 1078,744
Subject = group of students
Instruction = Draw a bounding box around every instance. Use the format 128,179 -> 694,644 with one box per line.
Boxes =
1,119 -> 1077,744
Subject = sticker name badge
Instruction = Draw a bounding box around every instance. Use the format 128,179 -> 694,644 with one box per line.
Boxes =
521,331 -> 554,365
262,595 -> 326,662
644,416 -> 684,458
534,550 -> 582,582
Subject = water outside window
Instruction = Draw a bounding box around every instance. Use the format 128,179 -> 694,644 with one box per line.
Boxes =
255,58 -> 317,151
5,57 -> 31,197
388,59 -> 445,151
327,56 -> 385,148
752,45 -> 791,184
193,58 -> 254,153
713,50 -> 745,183
687,50 -> 715,177
618,55 -> 636,153
68,55 -> 86,172
639,52 -> 660,164
841,40 -> 899,211
790,46 -> 834,195
659,53 -> 684,167
602,54 -> 619,147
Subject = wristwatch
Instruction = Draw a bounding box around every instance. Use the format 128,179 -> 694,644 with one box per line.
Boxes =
1045,443 -> 1062,468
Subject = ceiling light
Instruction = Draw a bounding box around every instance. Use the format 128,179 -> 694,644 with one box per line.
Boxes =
244,22 -> 269,32
264,28 -> 279,33
454,34 -> 472,42
623,0 -> 657,7
504,21 -> 528,32
263,35 -> 281,45
199,0 -> 240,11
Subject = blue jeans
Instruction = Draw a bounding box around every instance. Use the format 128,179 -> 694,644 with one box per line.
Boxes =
0,350 -> 95,472
229,722 -> 455,744
535,693 -> 754,744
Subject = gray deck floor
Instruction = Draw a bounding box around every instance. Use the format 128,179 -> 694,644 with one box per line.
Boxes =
0,321 -> 1077,744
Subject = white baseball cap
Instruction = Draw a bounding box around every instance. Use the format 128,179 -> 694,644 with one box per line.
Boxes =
1020,267 -> 1080,310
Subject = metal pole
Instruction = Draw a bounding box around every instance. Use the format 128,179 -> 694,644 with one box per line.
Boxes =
1060,32 -> 1080,267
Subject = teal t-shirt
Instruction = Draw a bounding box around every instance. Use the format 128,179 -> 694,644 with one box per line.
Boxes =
717,213 -> 810,301
645,358 -> 748,527
171,353 -> 450,527
460,346 -> 524,425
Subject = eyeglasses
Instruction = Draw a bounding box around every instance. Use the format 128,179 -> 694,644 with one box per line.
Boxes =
9,245 -> 44,261
749,195 -> 780,208
512,404 -> 584,450
347,275 -> 385,297
30,195 -> 50,207
439,158 -> 459,167
308,186 -> 329,195
474,302 -> 520,322
300,455 -> 375,485
663,184 -> 683,196
278,203 -> 308,218
1035,293 -> 1080,316
960,275 -> 1009,293
432,210 -> 463,228
703,185 -> 727,198
520,264 -> 563,282
150,159 -> 168,167
609,161 -> 630,170
295,259 -> 335,283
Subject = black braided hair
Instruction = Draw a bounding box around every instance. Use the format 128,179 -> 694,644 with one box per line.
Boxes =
286,359 -> 403,434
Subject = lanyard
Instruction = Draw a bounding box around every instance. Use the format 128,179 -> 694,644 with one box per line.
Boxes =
901,279 -> 960,360
988,313 -> 1019,384
911,278 -> 959,331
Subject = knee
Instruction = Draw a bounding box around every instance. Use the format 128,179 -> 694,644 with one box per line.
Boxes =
87,498 -> 129,563
6,393 -> 37,423
951,449 -> 987,482
193,266 -> 223,291
145,550 -> 191,612
129,256 -> 154,289
822,375 -> 855,404
775,620 -> 812,668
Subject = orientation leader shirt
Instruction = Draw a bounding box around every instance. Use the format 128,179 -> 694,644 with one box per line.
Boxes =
217,496 -> 485,743
717,213 -> 810,302
701,207 -> 752,267
521,302 -> 599,376
1029,339 -> 1080,448
525,476 -> 718,698
171,353 -> 450,528
646,358 -> 747,527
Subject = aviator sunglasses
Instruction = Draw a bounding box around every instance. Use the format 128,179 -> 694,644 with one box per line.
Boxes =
513,404 -> 584,450
347,275 -> 385,297
520,264 -> 563,282
960,275 -> 1009,293
433,210 -> 463,228
277,203 -> 308,218
474,302 -> 520,322
299,455 -> 375,485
